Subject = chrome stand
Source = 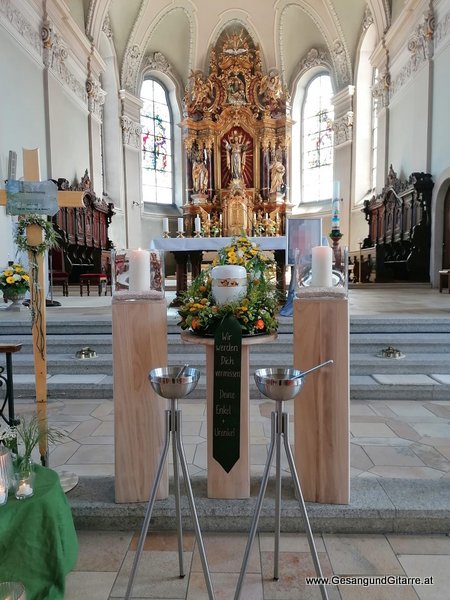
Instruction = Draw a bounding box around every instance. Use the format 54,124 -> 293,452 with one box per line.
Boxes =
125,367 -> 215,600
234,365 -> 332,600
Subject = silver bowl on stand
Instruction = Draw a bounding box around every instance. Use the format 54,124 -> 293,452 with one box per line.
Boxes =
126,365 -> 215,600
234,360 -> 333,600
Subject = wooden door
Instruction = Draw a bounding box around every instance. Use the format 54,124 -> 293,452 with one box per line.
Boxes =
444,187 -> 450,268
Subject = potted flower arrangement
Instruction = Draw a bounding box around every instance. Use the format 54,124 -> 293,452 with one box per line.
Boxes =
0,263 -> 29,303
0,416 -> 65,498
178,236 -> 279,336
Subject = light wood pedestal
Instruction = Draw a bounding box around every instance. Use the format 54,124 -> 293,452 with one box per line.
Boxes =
181,331 -> 276,499
293,296 -> 350,504
113,297 -> 168,503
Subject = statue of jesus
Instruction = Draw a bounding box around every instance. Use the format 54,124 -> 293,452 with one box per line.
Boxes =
225,131 -> 248,181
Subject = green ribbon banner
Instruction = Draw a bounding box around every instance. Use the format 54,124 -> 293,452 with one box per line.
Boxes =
213,314 -> 242,473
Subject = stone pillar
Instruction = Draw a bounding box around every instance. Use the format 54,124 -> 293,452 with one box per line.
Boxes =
86,49 -> 106,194
331,86 -> 354,247
120,90 -> 143,247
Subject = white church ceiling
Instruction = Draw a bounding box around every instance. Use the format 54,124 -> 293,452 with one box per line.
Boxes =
82,0 -> 391,96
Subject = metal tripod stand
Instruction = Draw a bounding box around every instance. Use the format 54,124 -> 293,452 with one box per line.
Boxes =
125,366 -> 216,600
234,363 -> 332,600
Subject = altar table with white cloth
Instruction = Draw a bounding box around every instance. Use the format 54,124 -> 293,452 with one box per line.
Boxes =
151,237 -> 287,302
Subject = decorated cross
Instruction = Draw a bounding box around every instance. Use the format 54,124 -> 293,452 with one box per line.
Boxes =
0,148 -> 86,465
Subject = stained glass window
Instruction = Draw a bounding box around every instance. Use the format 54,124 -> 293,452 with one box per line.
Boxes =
141,79 -> 173,204
302,74 -> 334,202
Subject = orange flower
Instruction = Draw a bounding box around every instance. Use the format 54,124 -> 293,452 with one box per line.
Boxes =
191,317 -> 200,329
256,319 -> 265,330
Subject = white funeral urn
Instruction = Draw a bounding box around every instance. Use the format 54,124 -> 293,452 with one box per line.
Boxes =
211,265 -> 247,305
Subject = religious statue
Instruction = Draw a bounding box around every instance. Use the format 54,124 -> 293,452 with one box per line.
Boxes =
225,131 -> 248,181
192,156 -> 208,194
227,75 -> 246,105
269,152 -> 285,194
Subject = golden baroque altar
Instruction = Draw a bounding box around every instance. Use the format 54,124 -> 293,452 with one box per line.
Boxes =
181,26 -> 292,238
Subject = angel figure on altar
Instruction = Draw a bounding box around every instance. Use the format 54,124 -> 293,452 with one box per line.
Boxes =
269,151 -> 285,194
225,131 -> 248,181
192,155 -> 208,194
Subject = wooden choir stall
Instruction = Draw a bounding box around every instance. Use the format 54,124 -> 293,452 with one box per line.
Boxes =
362,167 -> 434,283
50,171 -> 114,289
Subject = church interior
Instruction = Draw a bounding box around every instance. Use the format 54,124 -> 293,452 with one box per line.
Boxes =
1,1 -> 450,599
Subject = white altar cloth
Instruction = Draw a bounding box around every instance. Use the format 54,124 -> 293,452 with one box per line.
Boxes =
151,236 -> 286,252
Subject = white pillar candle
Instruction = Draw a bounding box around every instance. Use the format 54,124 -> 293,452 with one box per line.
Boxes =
311,246 -> 333,287
177,217 -> 184,232
207,213 -> 211,222
195,215 -> 201,232
128,248 -> 151,293
163,217 -> 169,232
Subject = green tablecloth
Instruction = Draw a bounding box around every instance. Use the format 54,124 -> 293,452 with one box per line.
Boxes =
0,465 -> 78,600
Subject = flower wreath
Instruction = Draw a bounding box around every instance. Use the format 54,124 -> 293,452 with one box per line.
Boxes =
178,236 -> 279,336
14,215 -> 59,256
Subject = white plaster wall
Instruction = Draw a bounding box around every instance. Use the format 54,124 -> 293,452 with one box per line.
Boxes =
0,26 -> 47,262
388,67 -> 429,177
431,43 -> 450,179
47,75 -> 90,183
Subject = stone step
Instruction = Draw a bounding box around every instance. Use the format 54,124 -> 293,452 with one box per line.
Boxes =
3,313 -> 450,336
2,330 -> 450,356
8,351 -> 450,376
69,475 -> 450,535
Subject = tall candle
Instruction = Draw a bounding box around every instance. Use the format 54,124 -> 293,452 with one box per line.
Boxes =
207,213 -> 211,222
163,217 -> 169,232
177,217 -> 184,233
311,246 -> 333,287
332,181 -> 341,230
128,248 -> 150,293
195,215 -> 201,232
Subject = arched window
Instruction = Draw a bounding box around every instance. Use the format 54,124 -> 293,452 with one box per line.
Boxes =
353,22 -> 378,203
302,74 -> 334,202
140,78 -> 173,204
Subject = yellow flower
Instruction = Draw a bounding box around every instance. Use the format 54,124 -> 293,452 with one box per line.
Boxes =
22,275 -> 29,282
4,270 -> 13,277
6,276 -> 15,284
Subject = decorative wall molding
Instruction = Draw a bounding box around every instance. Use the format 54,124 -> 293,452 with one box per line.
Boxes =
433,8 -> 450,51
372,68 -> 390,111
142,51 -> 172,75
121,44 -> 143,93
41,18 -> 87,105
86,74 -> 106,119
362,5 -> 374,32
299,47 -> 328,71
390,6 -> 434,99
102,13 -> 113,40
121,115 -> 142,149
0,0 -> 42,58
331,110 -> 353,146
332,39 -> 350,85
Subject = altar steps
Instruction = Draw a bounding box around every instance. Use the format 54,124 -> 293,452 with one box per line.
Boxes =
2,315 -> 450,401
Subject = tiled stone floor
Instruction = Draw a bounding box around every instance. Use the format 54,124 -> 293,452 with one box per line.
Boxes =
65,530 -> 450,599
3,287 -> 450,599
13,396 -> 450,482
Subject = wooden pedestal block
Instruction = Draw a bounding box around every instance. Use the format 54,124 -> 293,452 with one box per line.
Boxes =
182,332 -> 276,499
113,298 -> 168,503
293,297 -> 350,504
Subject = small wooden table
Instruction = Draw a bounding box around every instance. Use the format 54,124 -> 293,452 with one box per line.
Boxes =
79,273 -> 108,296
0,343 -> 22,426
181,330 -> 277,499
439,270 -> 450,293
